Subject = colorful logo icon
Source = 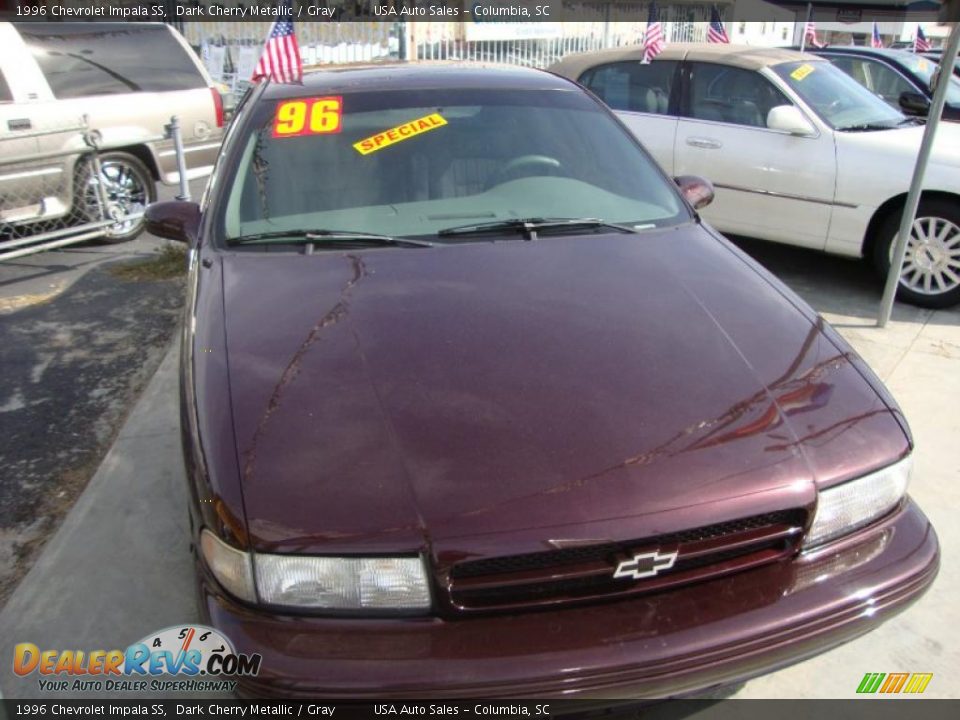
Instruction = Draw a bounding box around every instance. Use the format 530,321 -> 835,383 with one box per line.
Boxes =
856,672 -> 933,694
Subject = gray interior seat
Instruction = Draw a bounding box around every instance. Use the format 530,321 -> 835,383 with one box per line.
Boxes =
644,87 -> 669,114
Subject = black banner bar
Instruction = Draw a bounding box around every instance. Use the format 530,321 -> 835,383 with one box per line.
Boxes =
3,701 -> 960,720
0,1 -> 954,24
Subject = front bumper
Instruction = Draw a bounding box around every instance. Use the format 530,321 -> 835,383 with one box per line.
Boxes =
199,498 -> 938,699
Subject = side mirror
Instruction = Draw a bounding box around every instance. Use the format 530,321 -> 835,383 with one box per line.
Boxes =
766,105 -> 817,136
144,201 -> 201,244
899,90 -> 930,115
675,175 -> 715,210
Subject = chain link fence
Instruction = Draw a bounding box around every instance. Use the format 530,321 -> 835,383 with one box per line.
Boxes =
0,117 -> 177,262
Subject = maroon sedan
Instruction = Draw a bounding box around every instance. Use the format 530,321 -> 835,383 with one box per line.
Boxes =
146,64 -> 938,698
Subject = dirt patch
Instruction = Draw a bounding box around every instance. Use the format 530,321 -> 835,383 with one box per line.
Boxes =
108,243 -> 188,281
0,262 -> 184,607
0,462 -> 96,597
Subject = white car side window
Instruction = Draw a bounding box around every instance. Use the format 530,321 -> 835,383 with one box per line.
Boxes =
689,63 -> 792,129
580,61 -> 679,116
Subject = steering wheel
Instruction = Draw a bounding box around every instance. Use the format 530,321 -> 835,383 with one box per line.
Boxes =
485,155 -> 563,190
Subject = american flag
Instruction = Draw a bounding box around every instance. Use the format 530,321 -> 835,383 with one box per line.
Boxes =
914,26 -> 931,53
803,22 -> 823,49
642,2 -> 665,64
707,6 -> 729,44
871,21 -> 884,49
252,1 -> 303,84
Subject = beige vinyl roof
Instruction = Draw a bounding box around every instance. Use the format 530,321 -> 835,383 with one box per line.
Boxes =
550,43 -> 820,79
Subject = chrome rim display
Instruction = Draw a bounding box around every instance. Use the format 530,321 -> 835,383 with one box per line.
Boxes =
893,215 -> 960,296
86,159 -> 148,236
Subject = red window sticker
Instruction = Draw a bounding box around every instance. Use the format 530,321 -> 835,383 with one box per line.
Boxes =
272,96 -> 343,138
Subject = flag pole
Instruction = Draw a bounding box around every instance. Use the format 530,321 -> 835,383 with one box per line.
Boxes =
800,2 -> 813,52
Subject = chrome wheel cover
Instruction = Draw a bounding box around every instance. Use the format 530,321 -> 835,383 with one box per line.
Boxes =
86,159 -> 148,236
892,215 -> 960,296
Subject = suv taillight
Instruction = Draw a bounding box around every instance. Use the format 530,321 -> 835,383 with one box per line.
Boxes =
211,87 -> 224,128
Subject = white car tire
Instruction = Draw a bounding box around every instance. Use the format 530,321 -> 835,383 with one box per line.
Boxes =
873,198 -> 960,309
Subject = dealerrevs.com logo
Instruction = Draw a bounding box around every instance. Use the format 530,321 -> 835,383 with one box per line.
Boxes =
14,625 -> 261,693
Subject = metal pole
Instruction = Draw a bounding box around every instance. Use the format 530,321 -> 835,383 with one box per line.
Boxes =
603,2 -> 611,49
168,115 -> 191,202
800,3 -> 813,53
83,114 -> 113,226
878,21 -> 960,327
0,227 -> 120,263
397,21 -> 407,61
0,217 -> 125,253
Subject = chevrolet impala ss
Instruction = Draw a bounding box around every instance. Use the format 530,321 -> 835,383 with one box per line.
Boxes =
144,64 -> 939,699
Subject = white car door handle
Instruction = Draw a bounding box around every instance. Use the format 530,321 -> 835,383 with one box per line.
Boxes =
686,137 -> 722,149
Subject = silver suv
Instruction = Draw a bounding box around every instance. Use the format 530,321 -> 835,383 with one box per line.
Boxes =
0,22 -> 224,241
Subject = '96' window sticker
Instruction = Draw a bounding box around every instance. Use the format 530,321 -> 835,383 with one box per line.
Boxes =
272,97 -> 343,138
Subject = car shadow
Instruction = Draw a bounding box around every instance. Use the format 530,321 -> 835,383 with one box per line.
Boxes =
727,235 -> 960,329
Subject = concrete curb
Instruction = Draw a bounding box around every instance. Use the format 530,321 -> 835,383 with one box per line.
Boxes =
0,338 -> 201,699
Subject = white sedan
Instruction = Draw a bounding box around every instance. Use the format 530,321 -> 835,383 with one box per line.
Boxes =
551,44 -> 960,308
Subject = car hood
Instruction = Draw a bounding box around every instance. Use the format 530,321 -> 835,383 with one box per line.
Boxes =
217,227 -> 908,560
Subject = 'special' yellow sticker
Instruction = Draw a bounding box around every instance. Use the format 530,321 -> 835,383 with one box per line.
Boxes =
353,113 -> 447,155
791,64 -> 815,81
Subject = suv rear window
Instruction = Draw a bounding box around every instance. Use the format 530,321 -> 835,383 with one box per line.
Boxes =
16,23 -> 205,98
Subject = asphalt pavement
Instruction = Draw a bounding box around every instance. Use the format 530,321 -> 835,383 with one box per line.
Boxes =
0,236 -> 957,699
0,260 -> 184,602
0,181 -> 204,605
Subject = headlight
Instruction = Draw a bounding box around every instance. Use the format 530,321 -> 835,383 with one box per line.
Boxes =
805,455 -> 911,549
255,555 -> 431,610
200,529 -> 431,611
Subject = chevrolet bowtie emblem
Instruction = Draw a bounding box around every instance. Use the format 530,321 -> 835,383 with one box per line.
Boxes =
613,550 -> 678,580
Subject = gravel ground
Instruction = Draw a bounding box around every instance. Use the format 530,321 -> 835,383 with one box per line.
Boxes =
0,260 -> 184,605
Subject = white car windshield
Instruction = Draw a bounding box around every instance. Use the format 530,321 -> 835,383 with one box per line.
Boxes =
773,61 -> 909,131
222,86 -> 688,244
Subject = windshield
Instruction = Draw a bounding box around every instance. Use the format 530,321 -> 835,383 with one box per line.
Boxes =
773,61 -> 906,131
896,53 -> 960,107
222,87 -> 688,244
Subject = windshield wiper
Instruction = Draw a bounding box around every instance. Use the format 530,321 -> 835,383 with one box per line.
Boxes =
227,229 -> 434,248
837,122 -> 898,132
437,217 -> 641,240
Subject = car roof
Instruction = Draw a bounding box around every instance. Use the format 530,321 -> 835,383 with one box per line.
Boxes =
261,62 -> 575,99
550,43 -> 818,79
